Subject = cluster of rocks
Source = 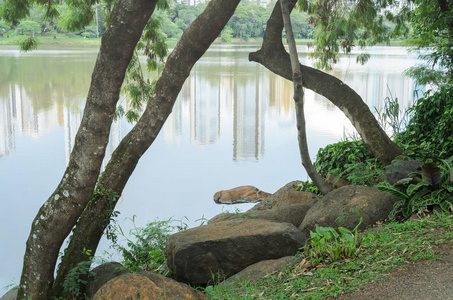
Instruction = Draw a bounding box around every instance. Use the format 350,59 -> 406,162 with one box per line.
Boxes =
1,183 -> 399,300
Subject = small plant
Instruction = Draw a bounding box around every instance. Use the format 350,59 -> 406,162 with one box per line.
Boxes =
296,180 -> 319,194
55,248 -> 95,300
374,89 -> 412,137
377,157 -> 453,219
304,217 -> 363,263
108,216 -> 185,275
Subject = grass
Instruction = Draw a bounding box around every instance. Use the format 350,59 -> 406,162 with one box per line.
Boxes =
206,212 -> 453,299
0,33 -> 101,46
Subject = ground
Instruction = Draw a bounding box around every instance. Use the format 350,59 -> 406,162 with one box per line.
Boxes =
337,240 -> 453,299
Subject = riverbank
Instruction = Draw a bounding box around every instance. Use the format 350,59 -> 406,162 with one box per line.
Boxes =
0,35 -> 406,48
207,212 -> 453,299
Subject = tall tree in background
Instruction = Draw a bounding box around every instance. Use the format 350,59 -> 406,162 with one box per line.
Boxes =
405,0 -> 453,87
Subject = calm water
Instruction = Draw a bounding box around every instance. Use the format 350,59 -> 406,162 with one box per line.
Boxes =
0,43 -> 422,289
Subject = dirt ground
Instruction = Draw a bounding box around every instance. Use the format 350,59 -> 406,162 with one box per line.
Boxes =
336,242 -> 453,300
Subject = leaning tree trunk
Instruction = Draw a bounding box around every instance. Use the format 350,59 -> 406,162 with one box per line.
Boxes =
17,1 -> 159,299
280,0 -> 332,195
249,0 -> 404,165
51,0 -> 242,297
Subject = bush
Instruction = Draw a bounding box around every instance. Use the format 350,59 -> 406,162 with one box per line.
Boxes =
396,86 -> 453,160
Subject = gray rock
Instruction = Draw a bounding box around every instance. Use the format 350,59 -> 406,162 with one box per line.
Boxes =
247,181 -> 319,213
299,185 -> 397,236
222,256 -> 301,285
209,203 -> 313,227
166,218 -> 306,285
384,159 -> 423,184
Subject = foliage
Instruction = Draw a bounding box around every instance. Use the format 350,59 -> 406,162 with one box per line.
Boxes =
54,248 -> 94,300
314,139 -> 382,186
396,86 -> 453,160
108,217 -> 187,275
208,212 -> 453,299
296,180 -> 320,194
115,14 -> 168,123
374,90 -> 412,138
404,0 -> 453,87
297,0 -> 410,70
17,20 -> 40,35
305,218 -> 362,263
377,158 -> 453,219
17,35 -> 39,51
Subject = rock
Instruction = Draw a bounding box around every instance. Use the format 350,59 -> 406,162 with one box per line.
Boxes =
384,159 -> 423,184
247,181 -> 319,213
209,204 -> 313,227
299,185 -> 397,236
326,174 -> 350,189
222,256 -> 301,285
214,185 -> 271,204
0,288 -> 17,300
86,262 -> 131,298
166,218 -> 306,285
93,272 -> 206,300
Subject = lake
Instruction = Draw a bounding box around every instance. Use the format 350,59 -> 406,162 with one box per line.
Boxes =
0,43 -> 422,289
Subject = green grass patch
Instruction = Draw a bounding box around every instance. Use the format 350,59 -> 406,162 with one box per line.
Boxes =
207,212 -> 453,299
0,33 -> 101,46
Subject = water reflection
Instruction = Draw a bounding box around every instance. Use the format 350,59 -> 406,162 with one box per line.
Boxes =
0,45 -> 422,161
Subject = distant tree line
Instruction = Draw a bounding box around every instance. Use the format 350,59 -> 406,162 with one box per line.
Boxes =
0,0 -> 313,40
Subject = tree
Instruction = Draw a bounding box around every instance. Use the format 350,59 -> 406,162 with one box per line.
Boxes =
1,0 -> 161,298
405,0 -> 453,87
280,0 -> 332,194
249,1 -> 404,165
17,20 -> 41,35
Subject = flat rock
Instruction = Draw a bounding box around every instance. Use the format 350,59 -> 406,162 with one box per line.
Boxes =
166,218 -> 306,285
214,185 -> 271,204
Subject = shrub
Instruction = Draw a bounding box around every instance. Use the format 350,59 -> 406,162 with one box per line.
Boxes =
396,86 -> 453,160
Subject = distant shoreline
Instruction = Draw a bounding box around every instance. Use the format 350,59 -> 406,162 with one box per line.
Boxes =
0,35 -> 407,48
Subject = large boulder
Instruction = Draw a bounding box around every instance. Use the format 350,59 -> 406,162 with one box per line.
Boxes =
85,262 -> 131,298
299,185 -> 397,236
209,203 -> 313,227
166,218 -> 306,285
93,272 -> 206,300
247,181 -> 319,213
213,185 -> 271,204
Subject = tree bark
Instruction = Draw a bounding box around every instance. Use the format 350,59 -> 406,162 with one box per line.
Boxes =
51,0 -> 242,297
249,0 -> 404,165
17,1 -> 159,299
280,0 -> 332,195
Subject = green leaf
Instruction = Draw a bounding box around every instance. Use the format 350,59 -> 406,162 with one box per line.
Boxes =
376,182 -> 409,200
422,162 -> 442,188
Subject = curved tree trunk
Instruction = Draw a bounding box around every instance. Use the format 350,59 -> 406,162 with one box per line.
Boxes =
51,0 -> 242,297
17,1 -> 159,299
249,0 -> 404,165
280,0 -> 332,195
